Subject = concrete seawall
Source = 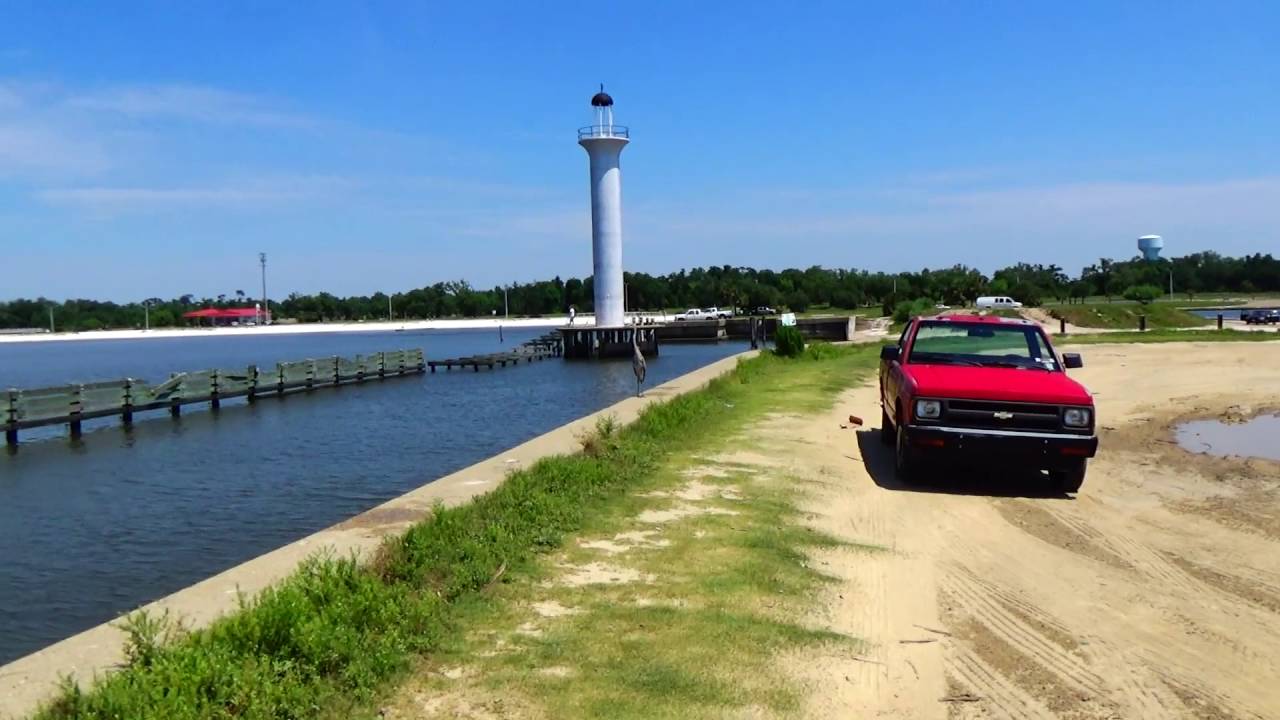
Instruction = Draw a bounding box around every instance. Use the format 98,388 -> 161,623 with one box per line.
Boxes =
0,350 -> 757,719
656,316 -> 857,343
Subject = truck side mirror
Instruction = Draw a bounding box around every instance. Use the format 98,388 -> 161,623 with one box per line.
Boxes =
1062,353 -> 1083,369
880,345 -> 900,362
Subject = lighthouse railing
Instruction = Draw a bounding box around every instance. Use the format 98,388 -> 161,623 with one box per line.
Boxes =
578,125 -> 629,139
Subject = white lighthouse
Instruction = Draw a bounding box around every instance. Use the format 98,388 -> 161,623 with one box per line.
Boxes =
579,86 -> 629,328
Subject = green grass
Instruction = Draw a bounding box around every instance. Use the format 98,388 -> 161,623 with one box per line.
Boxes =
797,304 -> 880,318
385,343 -> 881,718
1061,293 -> 1278,307
39,344 -> 878,720
1058,328 -> 1280,345
1047,302 -> 1209,329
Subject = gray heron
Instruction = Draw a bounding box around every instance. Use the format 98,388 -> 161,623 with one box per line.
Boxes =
632,321 -> 647,397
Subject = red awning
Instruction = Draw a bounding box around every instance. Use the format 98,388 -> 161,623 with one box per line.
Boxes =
182,308 -> 260,319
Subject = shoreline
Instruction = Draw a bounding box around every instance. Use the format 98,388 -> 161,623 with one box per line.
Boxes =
0,315 -> 599,345
0,348 -> 753,719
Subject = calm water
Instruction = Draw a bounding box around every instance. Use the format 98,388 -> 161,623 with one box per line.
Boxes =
1175,414 -> 1280,461
0,329 -> 747,664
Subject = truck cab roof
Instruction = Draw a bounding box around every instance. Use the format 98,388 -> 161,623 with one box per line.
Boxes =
920,313 -> 1035,326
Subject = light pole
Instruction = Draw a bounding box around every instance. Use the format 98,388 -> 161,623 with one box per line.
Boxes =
48,306 -> 54,333
1169,269 -> 1174,300
387,293 -> 393,322
144,300 -> 150,331
504,286 -> 509,321
259,252 -> 269,325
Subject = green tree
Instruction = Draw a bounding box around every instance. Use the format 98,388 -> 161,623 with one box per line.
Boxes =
1122,284 -> 1162,305
785,290 -> 810,313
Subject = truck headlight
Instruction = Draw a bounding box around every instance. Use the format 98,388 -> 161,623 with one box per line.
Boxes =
1063,408 -> 1092,428
915,399 -> 941,420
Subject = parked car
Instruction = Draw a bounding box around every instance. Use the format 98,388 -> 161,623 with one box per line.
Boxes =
879,314 -> 1098,493
748,306 -> 777,316
703,306 -> 733,319
1242,309 -> 1280,324
975,296 -> 1022,310
674,308 -> 708,321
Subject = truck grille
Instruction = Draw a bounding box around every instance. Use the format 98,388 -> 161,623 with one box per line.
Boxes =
943,399 -> 1063,432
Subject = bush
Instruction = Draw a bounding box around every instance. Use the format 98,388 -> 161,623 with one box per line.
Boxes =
1122,284 -> 1162,305
773,325 -> 806,357
892,297 -> 936,323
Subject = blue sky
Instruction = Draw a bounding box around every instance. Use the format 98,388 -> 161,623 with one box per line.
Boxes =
2,2 -> 1277,301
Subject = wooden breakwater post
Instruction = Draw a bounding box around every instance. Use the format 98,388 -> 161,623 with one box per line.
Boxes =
4,390 -> 16,446
68,385 -> 84,439
2,347 -> 426,447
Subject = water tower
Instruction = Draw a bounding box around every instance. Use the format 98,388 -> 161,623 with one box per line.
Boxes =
561,86 -> 657,359
1138,234 -> 1164,261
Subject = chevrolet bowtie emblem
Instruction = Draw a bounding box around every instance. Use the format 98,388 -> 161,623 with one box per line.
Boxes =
993,411 -> 1014,420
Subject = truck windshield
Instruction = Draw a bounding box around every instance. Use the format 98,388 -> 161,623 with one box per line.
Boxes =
908,322 -> 1059,371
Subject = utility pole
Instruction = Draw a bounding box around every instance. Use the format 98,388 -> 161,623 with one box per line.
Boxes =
48,306 -> 54,333
1169,269 -> 1174,300
504,286 -> 509,321
259,252 -> 269,325
144,300 -> 150,331
387,293 -> 393,322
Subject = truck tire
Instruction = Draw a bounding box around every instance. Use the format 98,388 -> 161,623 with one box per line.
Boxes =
895,423 -> 922,485
880,407 -> 894,446
1052,460 -> 1087,495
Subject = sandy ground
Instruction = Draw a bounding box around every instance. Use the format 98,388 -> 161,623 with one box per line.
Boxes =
0,315 -> 602,344
781,341 -> 1280,719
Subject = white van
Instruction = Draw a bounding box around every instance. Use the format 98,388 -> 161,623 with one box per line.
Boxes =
975,296 -> 1023,309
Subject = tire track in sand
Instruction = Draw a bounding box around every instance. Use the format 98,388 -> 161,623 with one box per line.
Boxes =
1042,505 -> 1202,596
942,567 -> 1110,703
944,645 -> 1057,720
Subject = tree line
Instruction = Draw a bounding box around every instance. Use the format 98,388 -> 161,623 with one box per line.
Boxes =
2,251 -> 1277,332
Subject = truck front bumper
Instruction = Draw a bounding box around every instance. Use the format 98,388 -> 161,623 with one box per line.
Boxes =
905,424 -> 1098,463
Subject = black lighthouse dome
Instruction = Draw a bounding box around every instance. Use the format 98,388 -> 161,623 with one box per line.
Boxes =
591,85 -> 614,107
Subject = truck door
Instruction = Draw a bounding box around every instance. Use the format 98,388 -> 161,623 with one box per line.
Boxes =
881,324 -> 910,412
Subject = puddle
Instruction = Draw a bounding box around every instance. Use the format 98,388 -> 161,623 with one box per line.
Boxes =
1175,414 -> 1280,461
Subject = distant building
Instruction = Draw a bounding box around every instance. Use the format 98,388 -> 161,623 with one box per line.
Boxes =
1138,235 -> 1164,261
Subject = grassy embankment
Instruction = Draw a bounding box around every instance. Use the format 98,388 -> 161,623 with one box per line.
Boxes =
40,344 -> 880,720
1046,302 -> 1209,329
1059,328 -> 1280,345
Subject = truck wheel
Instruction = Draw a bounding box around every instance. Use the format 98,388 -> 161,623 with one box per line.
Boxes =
880,407 -> 894,446
895,424 -> 922,485
1052,460 -> 1087,495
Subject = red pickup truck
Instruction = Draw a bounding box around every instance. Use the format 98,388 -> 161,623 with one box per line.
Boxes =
879,314 -> 1098,493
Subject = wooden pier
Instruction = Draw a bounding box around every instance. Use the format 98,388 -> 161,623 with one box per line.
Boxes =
4,349 -> 425,445
428,332 -> 562,372
559,326 -> 659,360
